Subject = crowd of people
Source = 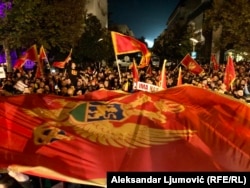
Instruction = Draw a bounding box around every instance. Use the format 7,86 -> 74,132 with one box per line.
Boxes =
0,58 -> 250,187
0,59 -> 250,103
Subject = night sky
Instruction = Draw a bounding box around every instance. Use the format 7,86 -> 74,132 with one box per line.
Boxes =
108,0 -> 179,47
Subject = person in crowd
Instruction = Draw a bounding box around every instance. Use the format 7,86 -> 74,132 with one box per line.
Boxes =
0,169 -> 33,188
66,61 -> 81,87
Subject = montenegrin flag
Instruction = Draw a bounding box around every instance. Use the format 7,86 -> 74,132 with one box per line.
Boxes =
211,54 -> 219,71
1,86 -> 250,187
181,53 -> 204,75
177,66 -> 182,86
52,48 -> 72,69
35,45 -> 48,78
158,59 -> 167,89
131,59 -> 139,83
111,31 -> 151,68
14,44 -> 39,69
223,54 -> 236,91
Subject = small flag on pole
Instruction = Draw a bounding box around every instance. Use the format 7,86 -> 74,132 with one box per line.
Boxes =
158,59 -> 167,89
177,66 -> 182,86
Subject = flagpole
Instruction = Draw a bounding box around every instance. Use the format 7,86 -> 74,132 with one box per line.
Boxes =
39,177 -> 44,188
45,55 -> 51,75
115,56 -> 122,84
172,61 -> 182,72
63,67 -> 67,77
63,48 -> 72,77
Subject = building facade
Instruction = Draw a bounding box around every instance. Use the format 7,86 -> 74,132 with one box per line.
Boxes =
167,0 -> 212,62
86,0 -> 108,28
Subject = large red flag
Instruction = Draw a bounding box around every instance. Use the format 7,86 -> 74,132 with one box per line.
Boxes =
223,54 -> 236,91
1,86 -> 250,187
14,45 -> 39,69
111,31 -> 151,68
181,54 -> 204,75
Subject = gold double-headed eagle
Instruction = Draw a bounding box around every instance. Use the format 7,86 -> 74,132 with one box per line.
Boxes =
23,94 -> 195,148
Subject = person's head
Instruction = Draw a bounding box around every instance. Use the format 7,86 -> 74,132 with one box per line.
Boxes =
67,86 -> 75,96
76,89 -> 82,96
104,80 -> 109,88
71,62 -> 76,69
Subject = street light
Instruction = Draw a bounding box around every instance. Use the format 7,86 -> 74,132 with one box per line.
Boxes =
189,38 -> 199,52
190,38 -> 199,59
97,38 -> 103,42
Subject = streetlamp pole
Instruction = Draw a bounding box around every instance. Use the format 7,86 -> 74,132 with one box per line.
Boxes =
190,38 -> 198,52
189,38 -> 199,59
